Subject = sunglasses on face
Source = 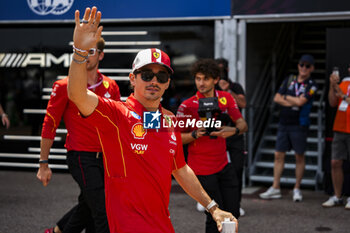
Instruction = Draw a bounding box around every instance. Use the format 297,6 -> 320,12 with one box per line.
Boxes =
134,70 -> 170,84
88,48 -> 101,57
299,63 -> 311,69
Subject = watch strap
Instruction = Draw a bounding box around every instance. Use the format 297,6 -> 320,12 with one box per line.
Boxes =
206,200 -> 218,212
39,160 -> 49,164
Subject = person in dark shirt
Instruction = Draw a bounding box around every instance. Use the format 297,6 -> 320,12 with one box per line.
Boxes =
216,58 -> 247,217
259,54 -> 318,202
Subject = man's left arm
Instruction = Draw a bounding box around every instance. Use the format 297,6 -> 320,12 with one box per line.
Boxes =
172,165 -> 238,232
229,82 -> 246,109
284,95 -> 308,106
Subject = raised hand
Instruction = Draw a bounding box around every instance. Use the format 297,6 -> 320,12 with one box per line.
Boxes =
73,7 -> 103,52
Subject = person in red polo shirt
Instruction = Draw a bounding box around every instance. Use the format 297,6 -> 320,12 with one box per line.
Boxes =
37,37 -> 120,233
67,7 -> 237,233
176,59 -> 247,233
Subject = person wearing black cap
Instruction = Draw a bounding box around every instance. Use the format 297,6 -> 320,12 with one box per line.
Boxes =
259,54 -> 318,202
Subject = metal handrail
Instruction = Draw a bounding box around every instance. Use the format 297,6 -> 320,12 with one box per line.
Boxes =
247,24 -> 295,177
315,82 -> 327,188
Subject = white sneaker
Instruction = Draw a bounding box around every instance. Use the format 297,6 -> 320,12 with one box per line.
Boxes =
345,197 -> 350,210
259,187 -> 282,199
239,207 -> 245,217
293,189 -> 303,202
196,202 -> 205,212
322,195 -> 343,207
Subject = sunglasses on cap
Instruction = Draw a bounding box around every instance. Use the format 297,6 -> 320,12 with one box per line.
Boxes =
299,63 -> 311,69
88,48 -> 101,57
134,69 -> 170,84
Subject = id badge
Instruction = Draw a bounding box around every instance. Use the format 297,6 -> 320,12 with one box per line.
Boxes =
338,100 -> 348,112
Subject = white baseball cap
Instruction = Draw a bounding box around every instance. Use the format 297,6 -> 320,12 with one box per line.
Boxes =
132,48 -> 173,74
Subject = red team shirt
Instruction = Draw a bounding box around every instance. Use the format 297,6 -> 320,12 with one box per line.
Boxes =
176,90 -> 242,176
41,71 -> 120,151
83,94 -> 186,233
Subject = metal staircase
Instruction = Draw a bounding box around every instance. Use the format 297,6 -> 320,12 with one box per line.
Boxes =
248,23 -> 326,188
0,30 -> 156,170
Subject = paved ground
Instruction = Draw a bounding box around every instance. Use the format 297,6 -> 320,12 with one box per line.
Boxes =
0,170 -> 349,233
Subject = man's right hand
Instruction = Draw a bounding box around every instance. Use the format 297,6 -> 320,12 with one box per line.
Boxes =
36,165 -> 52,187
73,7 -> 103,52
330,73 -> 340,86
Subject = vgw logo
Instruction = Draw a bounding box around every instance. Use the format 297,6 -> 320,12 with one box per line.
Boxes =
130,143 -> 148,155
143,110 -> 161,129
27,0 -> 74,16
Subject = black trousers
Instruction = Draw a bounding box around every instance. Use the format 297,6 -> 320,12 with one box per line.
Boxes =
57,200 -> 95,233
197,163 -> 239,233
227,136 -> 245,203
227,148 -> 245,203
61,151 -> 109,233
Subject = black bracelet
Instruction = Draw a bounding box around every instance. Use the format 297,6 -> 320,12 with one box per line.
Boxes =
72,57 -> 87,64
191,130 -> 198,139
73,50 -> 88,59
39,160 -> 49,164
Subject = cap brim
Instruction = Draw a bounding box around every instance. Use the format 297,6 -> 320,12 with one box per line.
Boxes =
134,62 -> 174,74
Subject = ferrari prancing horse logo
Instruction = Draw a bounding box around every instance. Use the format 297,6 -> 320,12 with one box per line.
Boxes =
219,97 -> 227,105
153,52 -> 160,59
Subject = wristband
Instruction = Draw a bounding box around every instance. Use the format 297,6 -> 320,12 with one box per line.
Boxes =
39,160 -> 49,164
72,57 -> 87,64
72,44 -> 88,53
191,130 -> 198,139
1,113 -> 7,117
73,50 -> 88,59
206,200 -> 218,212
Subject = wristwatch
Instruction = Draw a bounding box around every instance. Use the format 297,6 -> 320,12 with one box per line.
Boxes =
191,130 -> 198,139
206,200 -> 218,213
235,127 -> 240,135
343,95 -> 348,101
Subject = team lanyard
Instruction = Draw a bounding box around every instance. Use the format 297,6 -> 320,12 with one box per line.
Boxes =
295,82 -> 304,96
290,80 -> 305,97
87,73 -> 103,90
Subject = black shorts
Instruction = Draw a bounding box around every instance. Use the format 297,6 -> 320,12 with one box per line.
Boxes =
332,132 -> 350,160
275,124 -> 308,155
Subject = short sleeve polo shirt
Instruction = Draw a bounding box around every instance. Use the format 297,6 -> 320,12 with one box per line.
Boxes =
84,94 -> 186,233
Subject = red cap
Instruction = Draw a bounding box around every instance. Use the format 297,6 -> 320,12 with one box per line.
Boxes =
132,48 -> 173,74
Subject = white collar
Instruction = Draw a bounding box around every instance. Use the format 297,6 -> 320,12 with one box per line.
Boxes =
342,77 -> 350,82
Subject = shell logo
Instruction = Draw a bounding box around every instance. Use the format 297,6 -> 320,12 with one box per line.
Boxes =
131,123 -> 147,139
153,52 -> 160,59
